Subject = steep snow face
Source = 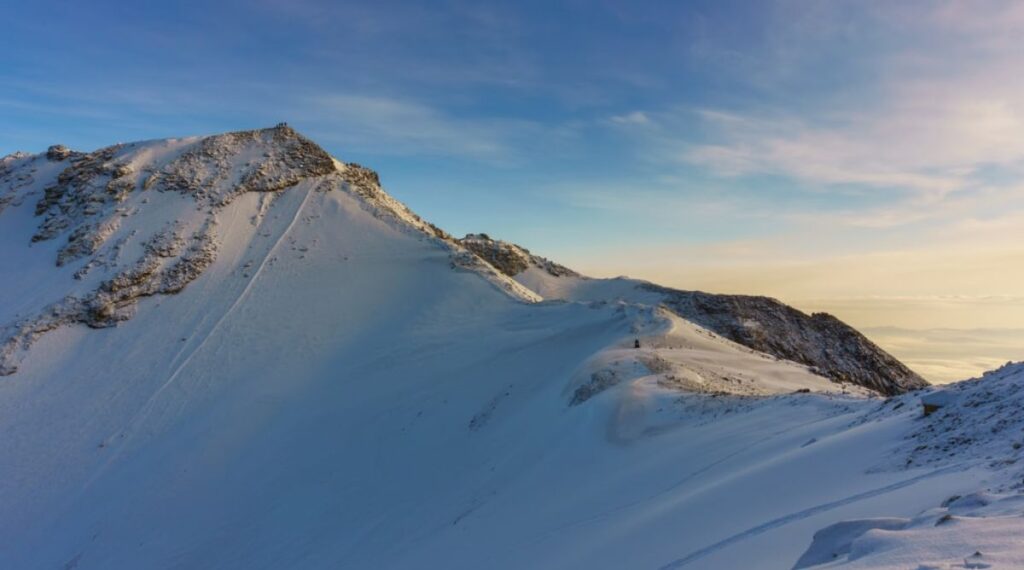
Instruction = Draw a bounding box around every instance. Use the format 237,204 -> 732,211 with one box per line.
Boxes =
460,233 -> 926,396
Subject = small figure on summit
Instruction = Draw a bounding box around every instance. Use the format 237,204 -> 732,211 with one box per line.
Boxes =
634,338 -> 641,349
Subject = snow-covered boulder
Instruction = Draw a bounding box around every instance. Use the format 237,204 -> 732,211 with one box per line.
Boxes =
920,389 -> 956,416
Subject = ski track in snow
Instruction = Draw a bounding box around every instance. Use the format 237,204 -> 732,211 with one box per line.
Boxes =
655,464 -> 970,569
88,187 -> 312,484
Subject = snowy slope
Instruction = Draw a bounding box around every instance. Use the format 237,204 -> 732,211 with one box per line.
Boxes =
795,362 -> 1024,569
461,233 -> 927,395
0,127 -> 1018,570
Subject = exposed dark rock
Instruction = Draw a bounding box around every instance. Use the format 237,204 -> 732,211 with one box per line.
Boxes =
155,124 -> 335,206
1,125 -> 340,375
344,163 -> 380,187
34,144 -> 123,241
643,284 -> 928,395
46,145 -> 74,161
458,233 -> 578,278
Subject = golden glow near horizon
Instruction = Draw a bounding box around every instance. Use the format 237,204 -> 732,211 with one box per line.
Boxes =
573,242 -> 1024,384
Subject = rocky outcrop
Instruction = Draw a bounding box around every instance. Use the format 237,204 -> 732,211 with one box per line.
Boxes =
458,233 -> 577,278
645,285 -> 928,395
0,221 -> 218,374
154,123 -> 335,206
0,152 -> 37,214
46,145 -> 75,161
454,235 -> 923,396
0,125 -> 338,375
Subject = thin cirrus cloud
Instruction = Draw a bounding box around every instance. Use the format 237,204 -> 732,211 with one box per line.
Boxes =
580,4 -> 1024,273
680,87 -> 1024,199
298,94 -> 562,163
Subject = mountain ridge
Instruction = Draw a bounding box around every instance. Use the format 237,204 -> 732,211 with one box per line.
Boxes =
2,125 -> 924,394
455,232 -> 927,394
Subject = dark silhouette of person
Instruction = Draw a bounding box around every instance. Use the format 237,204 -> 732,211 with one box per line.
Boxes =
634,339 -> 641,349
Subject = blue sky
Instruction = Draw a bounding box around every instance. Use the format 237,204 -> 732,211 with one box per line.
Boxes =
4,1 -> 1024,368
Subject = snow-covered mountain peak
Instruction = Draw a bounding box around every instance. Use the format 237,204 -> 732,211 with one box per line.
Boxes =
0,125 -> 539,374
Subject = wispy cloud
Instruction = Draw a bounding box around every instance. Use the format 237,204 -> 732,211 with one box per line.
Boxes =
303,94 -> 509,158
297,93 -> 579,163
682,81 -> 1024,196
609,111 -> 651,126
592,1 -> 1024,239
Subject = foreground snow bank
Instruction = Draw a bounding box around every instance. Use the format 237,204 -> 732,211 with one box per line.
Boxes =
795,362 -> 1024,569
795,492 -> 1024,569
